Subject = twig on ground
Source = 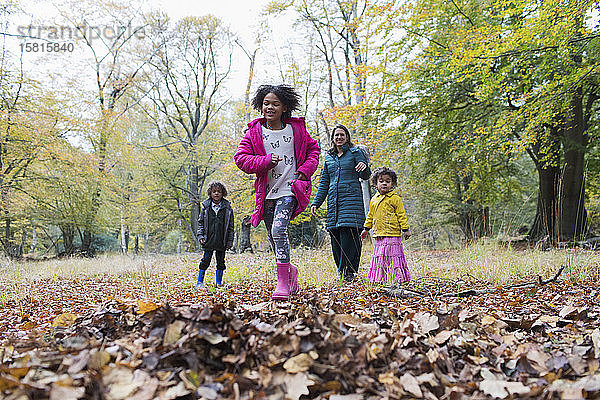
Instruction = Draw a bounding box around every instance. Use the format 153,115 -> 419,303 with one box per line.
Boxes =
382,265 -> 566,298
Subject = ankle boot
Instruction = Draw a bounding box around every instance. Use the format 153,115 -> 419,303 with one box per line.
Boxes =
289,264 -> 299,294
272,263 -> 291,300
196,269 -> 206,288
215,270 -> 224,286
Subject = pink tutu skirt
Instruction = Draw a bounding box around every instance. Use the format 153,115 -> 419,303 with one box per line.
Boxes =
368,236 -> 410,284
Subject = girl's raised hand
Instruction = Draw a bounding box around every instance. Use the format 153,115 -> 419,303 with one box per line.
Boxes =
355,162 -> 367,172
403,231 -> 411,240
360,229 -> 369,240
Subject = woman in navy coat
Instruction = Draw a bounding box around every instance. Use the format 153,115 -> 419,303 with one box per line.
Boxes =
311,125 -> 371,281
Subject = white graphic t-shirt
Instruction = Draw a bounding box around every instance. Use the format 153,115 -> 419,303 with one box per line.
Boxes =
262,124 -> 296,199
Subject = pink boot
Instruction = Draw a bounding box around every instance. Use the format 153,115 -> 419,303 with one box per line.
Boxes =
289,264 -> 299,294
272,263 -> 291,300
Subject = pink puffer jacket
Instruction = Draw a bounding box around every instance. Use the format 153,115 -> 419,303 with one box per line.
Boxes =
234,117 -> 320,227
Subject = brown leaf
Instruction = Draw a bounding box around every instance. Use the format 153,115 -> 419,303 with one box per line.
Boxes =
559,305 -> 587,320
400,372 -> 423,398
129,371 -> 159,400
50,382 -> 85,400
163,320 -> 186,346
103,367 -> 139,400
158,381 -> 190,400
426,348 -> 439,364
524,348 -> 551,374
0,374 -> 20,391
468,355 -> 489,365
433,330 -> 453,344
88,350 -> 110,370
283,353 -> 313,373
51,313 -> 78,327
0,366 -> 29,379
285,372 -> 314,400
592,328 -> 600,359
480,379 -> 509,399
567,355 -> 587,375
504,381 -> 530,396
414,312 -> 439,335
378,371 -> 396,385
481,315 -> 497,326
137,300 -> 160,315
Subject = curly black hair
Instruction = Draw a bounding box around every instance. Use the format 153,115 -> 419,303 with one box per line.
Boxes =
251,84 -> 301,121
370,167 -> 397,187
206,181 -> 228,198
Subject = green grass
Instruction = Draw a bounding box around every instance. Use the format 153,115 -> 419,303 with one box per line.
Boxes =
408,242 -> 599,284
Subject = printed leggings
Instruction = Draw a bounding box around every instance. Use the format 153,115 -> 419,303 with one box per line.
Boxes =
263,196 -> 297,263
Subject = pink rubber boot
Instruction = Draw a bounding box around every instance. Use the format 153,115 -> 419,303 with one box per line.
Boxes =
289,264 -> 299,294
272,263 -> 291,300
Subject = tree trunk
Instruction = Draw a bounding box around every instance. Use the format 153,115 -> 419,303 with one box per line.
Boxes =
61,225 -> 76,256
244,48 -> 257,122
30,226 -> 37,254
120,208 -> 127,254
477,206 -> 490,238
144,230 -> 149,253
528,163 -> 560,242
558,87 -> 588,241
456,174 -> 475,242
3,218 -> 12,256
188,165 -> 200,250
238,216 -> 253,253
177,219 -> 182,254
81,230 -> 93,256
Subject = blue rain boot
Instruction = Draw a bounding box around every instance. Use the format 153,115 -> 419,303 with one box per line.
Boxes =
196,269 -> 206,288
215,270 -> 224,286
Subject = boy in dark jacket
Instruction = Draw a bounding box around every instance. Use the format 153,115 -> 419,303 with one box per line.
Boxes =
196,181 -> 235,288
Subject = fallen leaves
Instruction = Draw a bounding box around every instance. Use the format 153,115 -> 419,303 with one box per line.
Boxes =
0,259 -> 599,399
0,290 -> 598,399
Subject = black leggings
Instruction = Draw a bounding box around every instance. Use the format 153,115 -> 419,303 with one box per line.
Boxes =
329,227 -> 362,279
199,249 -> 226,271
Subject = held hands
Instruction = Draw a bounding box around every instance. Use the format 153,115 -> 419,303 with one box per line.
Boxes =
271,154 -> 282,165
355,161 -> 367,172
403,231 -> 411,240
360,229 -> 369,240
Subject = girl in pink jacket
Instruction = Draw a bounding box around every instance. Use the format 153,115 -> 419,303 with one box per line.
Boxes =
234,84 -> 320,300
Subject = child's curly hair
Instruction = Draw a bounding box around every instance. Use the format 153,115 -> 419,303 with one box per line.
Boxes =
206,181 -> 228,198
370,167 -> 397,187
251,84 -> 301,121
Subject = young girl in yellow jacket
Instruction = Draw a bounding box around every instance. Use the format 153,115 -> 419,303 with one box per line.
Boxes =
360,167 -> 411,283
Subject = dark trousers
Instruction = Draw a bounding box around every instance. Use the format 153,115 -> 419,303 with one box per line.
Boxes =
199,249 -> 226,271
329,227 -> 362,279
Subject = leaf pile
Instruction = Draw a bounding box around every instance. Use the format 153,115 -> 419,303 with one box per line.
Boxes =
1,283 -> 599,400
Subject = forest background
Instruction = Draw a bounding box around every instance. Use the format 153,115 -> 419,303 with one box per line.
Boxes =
1,0 -> 599,259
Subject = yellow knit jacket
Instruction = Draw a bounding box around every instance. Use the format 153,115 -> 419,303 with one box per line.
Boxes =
364,191 -> 409,237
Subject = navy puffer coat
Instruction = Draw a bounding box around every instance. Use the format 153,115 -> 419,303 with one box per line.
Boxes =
311,144 -> 371,230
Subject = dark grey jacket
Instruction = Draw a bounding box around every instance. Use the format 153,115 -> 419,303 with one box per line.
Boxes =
311,144 -> 371,230
197,198 -> 235,249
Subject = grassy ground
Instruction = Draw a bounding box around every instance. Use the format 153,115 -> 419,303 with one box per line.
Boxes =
1,242 -> 598,305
